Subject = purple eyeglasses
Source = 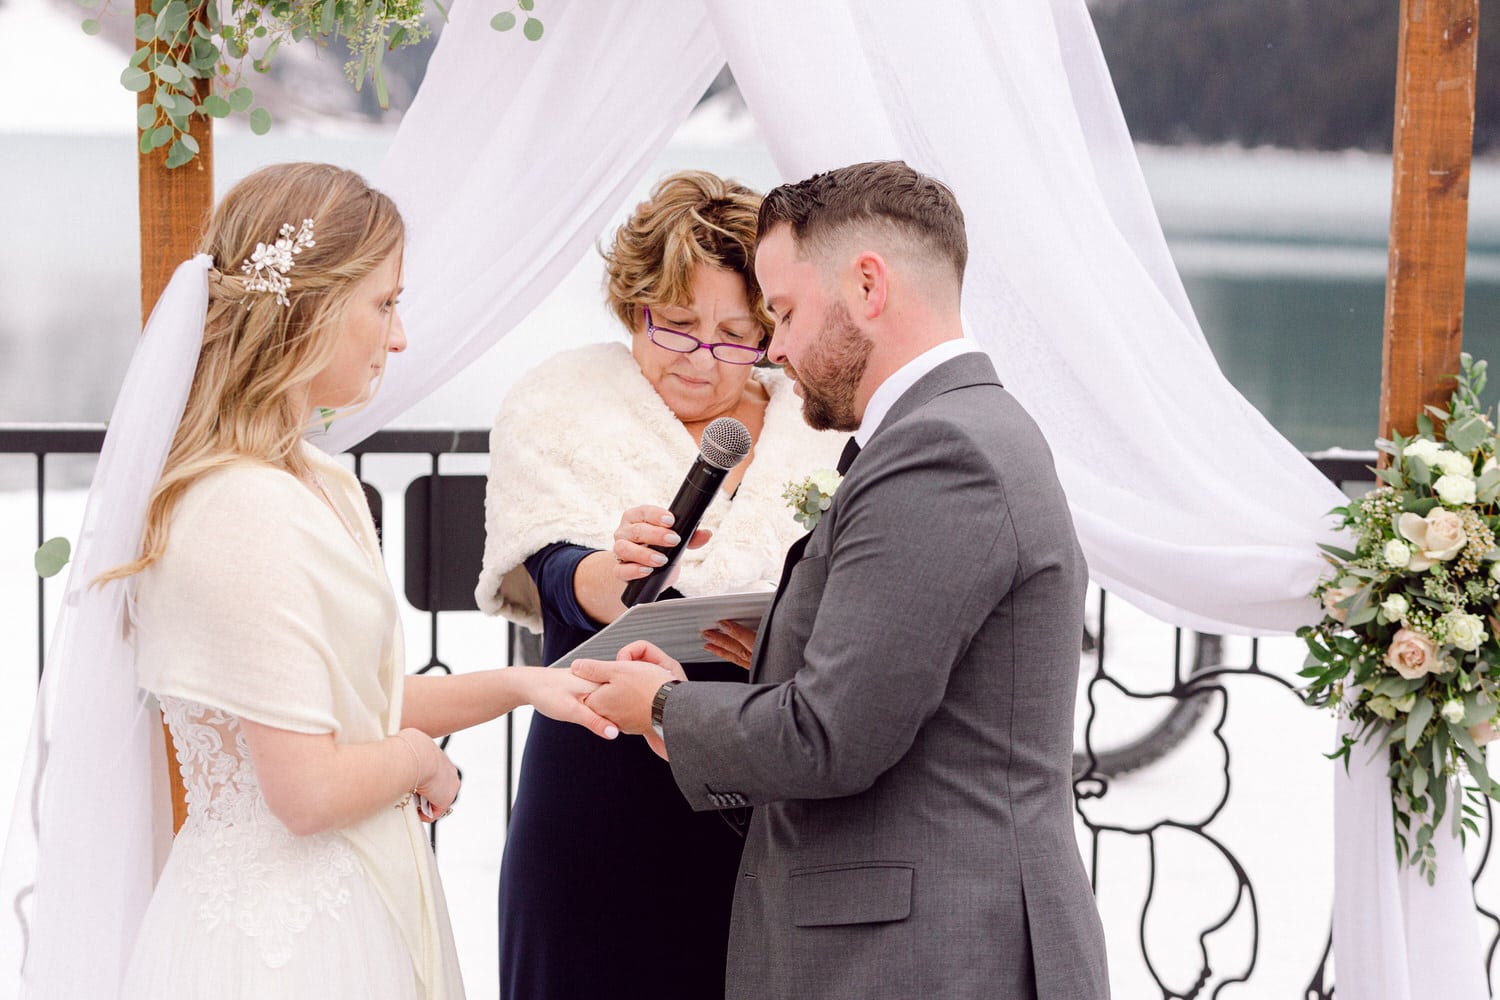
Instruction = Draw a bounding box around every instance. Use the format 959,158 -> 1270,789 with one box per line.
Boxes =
644,306 -> 766,366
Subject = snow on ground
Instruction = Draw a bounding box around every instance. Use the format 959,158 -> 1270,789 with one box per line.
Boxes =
4,471 -> 1496,998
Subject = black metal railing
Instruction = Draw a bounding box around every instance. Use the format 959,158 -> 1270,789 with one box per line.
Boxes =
2,427 -> 1488,997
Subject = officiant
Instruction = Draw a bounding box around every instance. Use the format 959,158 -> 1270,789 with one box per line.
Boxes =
475,169 -> 841,1000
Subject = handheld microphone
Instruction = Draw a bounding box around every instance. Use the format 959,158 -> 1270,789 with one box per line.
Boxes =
621,416 -> 753,607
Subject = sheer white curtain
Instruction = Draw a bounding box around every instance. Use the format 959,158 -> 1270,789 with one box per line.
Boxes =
348,0 -> 1347,636
324,0 -> 725,454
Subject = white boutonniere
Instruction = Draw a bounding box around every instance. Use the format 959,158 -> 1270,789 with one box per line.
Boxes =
782,468 -> 842,531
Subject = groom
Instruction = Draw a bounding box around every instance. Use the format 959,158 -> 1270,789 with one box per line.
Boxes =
574,161 -> 1109,999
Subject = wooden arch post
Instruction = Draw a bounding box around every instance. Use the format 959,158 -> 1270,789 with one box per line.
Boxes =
135,0 -> 213,832
1379,0 -> 1480,442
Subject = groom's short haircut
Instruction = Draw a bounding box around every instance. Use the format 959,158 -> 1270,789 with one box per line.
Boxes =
756,160 -> 968,290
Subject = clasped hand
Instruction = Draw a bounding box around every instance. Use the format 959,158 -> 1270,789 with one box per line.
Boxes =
573,641 -> 687,759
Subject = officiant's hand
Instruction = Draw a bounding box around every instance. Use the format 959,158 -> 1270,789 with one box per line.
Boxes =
610,505 -> 712,583
703,619 -> 757,670
574,641 -> 686,758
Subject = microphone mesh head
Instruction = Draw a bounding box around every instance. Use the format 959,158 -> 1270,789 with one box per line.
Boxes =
700,417 -> 753,470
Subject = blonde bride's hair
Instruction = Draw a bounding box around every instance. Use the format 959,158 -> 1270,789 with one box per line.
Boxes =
100,162 -> 404,582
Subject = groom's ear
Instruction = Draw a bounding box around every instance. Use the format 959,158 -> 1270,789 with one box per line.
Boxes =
850,251 -> 888,320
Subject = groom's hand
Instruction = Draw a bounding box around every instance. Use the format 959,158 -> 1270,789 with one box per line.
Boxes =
572,642 -> 684,740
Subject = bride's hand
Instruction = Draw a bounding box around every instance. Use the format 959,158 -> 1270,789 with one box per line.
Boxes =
515,666 -> 619,740
400,728 -> 460,822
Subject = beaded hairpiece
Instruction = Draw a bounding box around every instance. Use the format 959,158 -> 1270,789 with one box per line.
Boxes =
240,218 -> 316,307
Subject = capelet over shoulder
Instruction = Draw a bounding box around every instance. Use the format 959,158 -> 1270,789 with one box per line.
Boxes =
476,341 -> 843,631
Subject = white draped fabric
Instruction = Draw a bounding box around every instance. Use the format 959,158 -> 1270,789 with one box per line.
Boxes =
0,258 -> 208,996
0,2 -> 1480,998
333,0 -> 1349,637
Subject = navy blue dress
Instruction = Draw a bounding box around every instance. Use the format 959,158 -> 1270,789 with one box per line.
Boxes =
498,542 -> 746,999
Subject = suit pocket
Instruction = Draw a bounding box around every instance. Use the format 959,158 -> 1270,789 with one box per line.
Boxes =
789,863 -> 913,927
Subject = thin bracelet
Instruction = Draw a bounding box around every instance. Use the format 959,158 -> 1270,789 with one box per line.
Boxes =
393,731 -> 423,809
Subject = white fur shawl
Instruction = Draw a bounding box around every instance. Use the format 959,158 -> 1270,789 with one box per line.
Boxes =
476,341 -> 845,631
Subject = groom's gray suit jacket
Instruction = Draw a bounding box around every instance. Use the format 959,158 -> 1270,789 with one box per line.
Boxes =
664,353 -> 1110,999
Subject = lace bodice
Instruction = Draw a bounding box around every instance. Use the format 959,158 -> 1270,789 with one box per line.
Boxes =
160,696 -> 361,968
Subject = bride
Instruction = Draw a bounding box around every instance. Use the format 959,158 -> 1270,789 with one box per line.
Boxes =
3,162 -> 616,999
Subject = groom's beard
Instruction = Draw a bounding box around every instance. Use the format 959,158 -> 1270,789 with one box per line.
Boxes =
785,301 -> 873,432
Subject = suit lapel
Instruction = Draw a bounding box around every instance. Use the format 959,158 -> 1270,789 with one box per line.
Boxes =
748,354 -> 1002,680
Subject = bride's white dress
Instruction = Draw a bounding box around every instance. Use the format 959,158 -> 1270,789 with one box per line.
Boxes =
121,696 -> 423,999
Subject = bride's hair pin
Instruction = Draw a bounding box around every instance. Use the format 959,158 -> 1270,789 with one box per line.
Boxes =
240,218 -> 316,307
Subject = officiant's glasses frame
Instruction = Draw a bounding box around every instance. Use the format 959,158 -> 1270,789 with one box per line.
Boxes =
643,306 -> 766,365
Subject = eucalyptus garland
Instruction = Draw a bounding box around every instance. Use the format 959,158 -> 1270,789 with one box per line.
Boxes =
80,0 -> 544,168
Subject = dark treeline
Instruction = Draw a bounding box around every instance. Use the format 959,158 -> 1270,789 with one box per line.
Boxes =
1088,0 -> 1500,153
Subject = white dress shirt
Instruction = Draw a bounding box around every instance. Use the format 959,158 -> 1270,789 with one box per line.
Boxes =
854,338 -> 983,448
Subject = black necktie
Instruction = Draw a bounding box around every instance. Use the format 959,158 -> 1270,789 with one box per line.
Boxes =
836,438 -> 861,476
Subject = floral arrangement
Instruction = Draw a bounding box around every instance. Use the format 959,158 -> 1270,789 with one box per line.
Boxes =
83,0 -> 543,168
782,469 -> 842,531
1300,354 -> 1500,881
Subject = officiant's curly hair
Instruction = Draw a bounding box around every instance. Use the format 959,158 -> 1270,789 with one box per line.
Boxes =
100,162 -> 404,582
601,170 -> 770,342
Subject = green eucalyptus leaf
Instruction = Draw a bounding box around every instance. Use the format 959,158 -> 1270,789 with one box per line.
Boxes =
1403,496 -> 1440,517
156,91 -> 177,113
135,14 -> 156,40
249,106 -> 272,135
164,139 -> 195,169
81,18 -> 101,34
136,103 -> 157,130
491,10 -> 516,30
180,132 -> 199,154
155,0 -> 189,40
121,65 -> 152,92
1447,415 -> 1489,455
150,124 -> 175,149
1408,456 -> 1432,486
522,15 -> 543,40
1463,692 -> 1495,726
1406,697 -> 1435,752
1413,762 -> 1429,799
154,62 -> 183,84
319,0 -> 337,33
518,0 -> 534,9
202,94 -> 231,117
227,86 -> 254,111
138,129 -> 154,155
33,537 -> 71,578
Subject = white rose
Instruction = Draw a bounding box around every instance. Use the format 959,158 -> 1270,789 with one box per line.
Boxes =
1398,508 -> 1468,570
1444,612 -> 1488,652
1383,540 -> 1412,568
808,469 -> 842,496
1381,593 -> 1410,620
1405,438 -> 1443,464
1433,450 -> 1476,479
1386,628 -> 1441,680
1434,474 -> 1478,505
1442,700 -> 1467,724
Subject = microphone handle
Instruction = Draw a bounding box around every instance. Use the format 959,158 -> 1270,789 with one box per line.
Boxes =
620,459 -> 730,606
